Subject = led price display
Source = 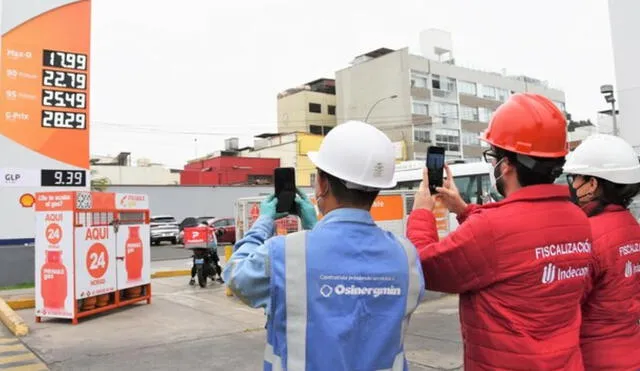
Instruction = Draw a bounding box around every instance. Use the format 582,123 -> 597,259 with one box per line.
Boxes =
42,89 -> 86,109
41,169 -> 87,187
42,49 -> 87,71
41,110 -> 86,130
42,70 -> 87,90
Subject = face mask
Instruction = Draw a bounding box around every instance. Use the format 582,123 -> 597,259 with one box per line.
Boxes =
568,179 -> 591,206
490,157 -> 506,197
314,185 -> 329,216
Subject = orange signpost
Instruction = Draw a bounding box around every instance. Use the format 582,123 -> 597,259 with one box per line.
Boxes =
1,0 -> 92,244
34,191 -> 152,325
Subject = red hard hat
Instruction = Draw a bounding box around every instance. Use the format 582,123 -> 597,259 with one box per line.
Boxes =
481,93 -> 568,158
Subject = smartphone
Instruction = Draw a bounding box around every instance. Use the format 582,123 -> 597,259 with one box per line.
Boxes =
426,146 -> 446,193
274,167 -> 297,215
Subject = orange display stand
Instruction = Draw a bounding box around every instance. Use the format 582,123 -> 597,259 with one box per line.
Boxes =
34,191 -> 151,325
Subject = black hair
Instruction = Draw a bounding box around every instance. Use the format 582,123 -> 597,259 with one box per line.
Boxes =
581,175 -> 640,208
317,169 -> 379,208
494,146 -> 565,186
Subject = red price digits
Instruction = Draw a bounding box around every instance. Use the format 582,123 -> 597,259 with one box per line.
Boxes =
46,223 -> 62,244
86,243 -> 108,279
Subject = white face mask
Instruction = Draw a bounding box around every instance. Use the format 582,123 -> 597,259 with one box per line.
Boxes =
489,157 -> 507,199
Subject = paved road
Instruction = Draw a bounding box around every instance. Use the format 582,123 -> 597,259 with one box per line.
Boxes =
0,243 -> 216,287
16,277 -> 463,370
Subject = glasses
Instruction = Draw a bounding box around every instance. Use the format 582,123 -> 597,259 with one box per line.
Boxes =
482,149 -> 499,163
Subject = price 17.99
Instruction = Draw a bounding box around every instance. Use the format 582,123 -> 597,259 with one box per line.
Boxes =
42,89 -> 86,109
42,110 -> 86,130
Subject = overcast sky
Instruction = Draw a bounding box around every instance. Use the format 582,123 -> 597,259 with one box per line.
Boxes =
89,0 -> 615,168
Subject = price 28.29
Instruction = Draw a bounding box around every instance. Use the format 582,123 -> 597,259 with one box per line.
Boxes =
42,89 -> 86,109
42,110 -> 86,130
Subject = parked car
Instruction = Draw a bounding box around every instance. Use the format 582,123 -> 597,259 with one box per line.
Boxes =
177,216 -> 216,244
150,215 -> 180,245
210,217 -> 236,245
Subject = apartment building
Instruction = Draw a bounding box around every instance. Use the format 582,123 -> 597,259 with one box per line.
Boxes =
277,78 -> 337,135
336,30 -> 566,162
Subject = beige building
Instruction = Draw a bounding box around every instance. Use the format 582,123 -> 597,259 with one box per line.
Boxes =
336,29 -> 566,162
277,78 -> 337,135
90,152 -> 181,185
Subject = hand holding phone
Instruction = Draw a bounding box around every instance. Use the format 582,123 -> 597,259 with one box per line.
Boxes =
426,146 -> 445,193
274,167 -> 298,215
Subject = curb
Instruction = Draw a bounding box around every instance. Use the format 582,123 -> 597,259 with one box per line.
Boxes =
0,297 -> 28,337
150,269 -> 191,279
2,269 -> 192,311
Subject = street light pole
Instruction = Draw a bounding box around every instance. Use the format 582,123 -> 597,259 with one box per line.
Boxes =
600,84 -> 618,136
365,94 -> 398,123
610,100 -> 618,137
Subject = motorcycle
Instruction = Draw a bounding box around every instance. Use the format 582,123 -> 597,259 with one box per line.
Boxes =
189,247 -> 224,288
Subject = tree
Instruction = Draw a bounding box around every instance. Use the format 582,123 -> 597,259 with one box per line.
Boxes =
90,170 -> 110,192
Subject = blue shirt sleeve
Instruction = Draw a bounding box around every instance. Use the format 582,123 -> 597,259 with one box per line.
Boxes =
222,215 -> 275,313
415,255 -> 427,304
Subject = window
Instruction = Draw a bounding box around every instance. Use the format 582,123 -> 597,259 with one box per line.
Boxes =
310,125 -> 323,135
431,74 -> 441,90
460,105 -> 479,121
433,102 -> 458,118
458,81 -> 477,96
411,71 -> 428,88
445,77 -> 456,92
411,100 -> 429,115
461,130 -> 480,146
496,88 -> 509,102
328,105 -> 336,115
413,127 -> 430,143
310,125 -> 333,135
310,173 -> 316,185
308,103 -> 321,113
435,129 -> 460,152
212,219 -> 229,227
479,107 -> 494,123
247,174 -> 273,185
481,85 -> 496,100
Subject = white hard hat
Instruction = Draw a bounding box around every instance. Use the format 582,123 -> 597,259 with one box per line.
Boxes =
307,121 -> 397,190
564,134 -> 640,184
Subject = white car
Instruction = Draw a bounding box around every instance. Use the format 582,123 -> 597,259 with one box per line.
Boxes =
150,215 -> 180,245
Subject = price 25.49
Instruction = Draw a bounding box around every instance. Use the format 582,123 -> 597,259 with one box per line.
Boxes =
42,89 -> 86,109
42,110 -> 86,130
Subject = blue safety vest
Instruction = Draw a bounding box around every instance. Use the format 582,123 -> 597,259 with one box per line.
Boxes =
263,211 -> 424,371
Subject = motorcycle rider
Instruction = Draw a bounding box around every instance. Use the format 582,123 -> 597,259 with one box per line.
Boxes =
223,121 -> 424,370
407,93 -> 594,369
189,220 -> 224,285
563,134 -> 640,370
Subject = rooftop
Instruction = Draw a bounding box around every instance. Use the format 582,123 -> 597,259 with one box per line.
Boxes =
277,78 -> 335,98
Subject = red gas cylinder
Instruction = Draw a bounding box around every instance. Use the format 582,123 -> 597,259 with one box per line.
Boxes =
41,249 -> 67,309
125,226 -> 143,281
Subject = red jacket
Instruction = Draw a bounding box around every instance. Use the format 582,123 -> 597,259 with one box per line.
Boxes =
407,185 -> 594,370
580,203 -> 640,371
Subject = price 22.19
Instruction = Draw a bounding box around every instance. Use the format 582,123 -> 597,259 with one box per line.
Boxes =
42,110 -> 86,130
42,89 -> 86,109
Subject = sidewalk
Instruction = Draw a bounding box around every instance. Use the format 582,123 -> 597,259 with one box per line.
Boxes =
15,276 -> 463,370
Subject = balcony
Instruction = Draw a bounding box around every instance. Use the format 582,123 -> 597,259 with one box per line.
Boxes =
431,88 -> 457,102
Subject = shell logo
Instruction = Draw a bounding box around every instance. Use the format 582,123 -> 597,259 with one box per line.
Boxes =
19,193 -> 35,208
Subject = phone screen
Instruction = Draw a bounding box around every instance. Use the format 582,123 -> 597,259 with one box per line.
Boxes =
274,167 -> 297,214
426,146 -> 445,193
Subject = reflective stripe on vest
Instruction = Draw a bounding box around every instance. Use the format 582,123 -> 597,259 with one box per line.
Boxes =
264,232 -> 422,371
